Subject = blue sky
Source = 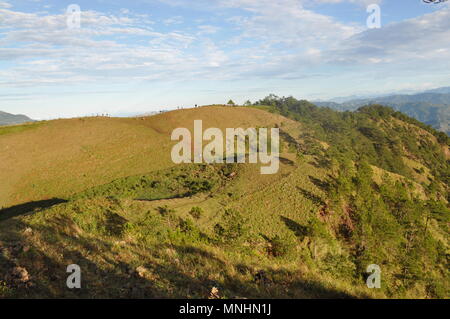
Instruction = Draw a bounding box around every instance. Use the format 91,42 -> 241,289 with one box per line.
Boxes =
1,0 -> 450,119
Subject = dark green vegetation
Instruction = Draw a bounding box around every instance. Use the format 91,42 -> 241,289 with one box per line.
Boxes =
257,95 -> 449,178
71,165 -> 221,201
255,95 -> 449,297
0,102 -> 448,299
0,111 -> 33,126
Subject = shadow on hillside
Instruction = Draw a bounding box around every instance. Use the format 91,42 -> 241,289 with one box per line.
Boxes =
280,216 -> 309,240
221,155 -> 295,167
0,198 -> 68,222
308,175 -> 330,192
296,187 -> 325,206
278,157 -> 295,166
233,263 -> 358,299
310,157 -> 332,169
0,215 -> 366,299
279,130 -> 302,151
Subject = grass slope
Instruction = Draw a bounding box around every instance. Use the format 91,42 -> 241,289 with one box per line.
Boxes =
0,104 -> 448,299
0,106 -> 287,207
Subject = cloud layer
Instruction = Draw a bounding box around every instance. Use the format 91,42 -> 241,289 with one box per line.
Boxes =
0,0 -> 449,116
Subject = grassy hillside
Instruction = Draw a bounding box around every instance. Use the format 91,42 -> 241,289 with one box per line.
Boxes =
0,102 -> 448,299
0,107 -> 287,208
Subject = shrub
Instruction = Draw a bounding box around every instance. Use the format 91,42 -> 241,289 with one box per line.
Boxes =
157,205 -> 175,216
189,206 -> 203,219
321,253 -> 356,279
214,209 -> 248,243
184,179 -> 213,196
307,217 -> 330,240
178,218 -> 195,233
72,207 -> 127,237
0,281 -> 12,297
267,234 -> 296,258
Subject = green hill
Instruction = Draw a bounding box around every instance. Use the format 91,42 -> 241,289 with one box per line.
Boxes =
0,101 -> 448,299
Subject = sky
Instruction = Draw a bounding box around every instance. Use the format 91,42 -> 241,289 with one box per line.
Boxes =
0,0 -> 450,119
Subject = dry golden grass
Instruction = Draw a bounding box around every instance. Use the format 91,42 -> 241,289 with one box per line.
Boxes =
0,106 -> 287,207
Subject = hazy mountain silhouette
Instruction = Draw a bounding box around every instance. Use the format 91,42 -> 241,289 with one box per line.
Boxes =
0,110 -> 33,126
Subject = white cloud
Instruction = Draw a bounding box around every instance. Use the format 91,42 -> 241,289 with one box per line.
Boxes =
0,1 -> 11,8
163,16 -> 184,25
0,1 -> 449,93
0,7 -> 208,87
310,0 -> 382,5
197,25 -> 221,35
326,7 -> 450,64
223,0 -> 361,48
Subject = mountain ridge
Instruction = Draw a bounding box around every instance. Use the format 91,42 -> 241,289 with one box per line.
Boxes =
0,110 -> 34,126
0,102 -> 448,299
313,91 -> 450,135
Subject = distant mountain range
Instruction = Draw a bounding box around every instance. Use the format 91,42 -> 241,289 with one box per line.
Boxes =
2,86 -> 450,134
0,111 -> 33,126
423,86 -> 450,94
314,88 -> 450,135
